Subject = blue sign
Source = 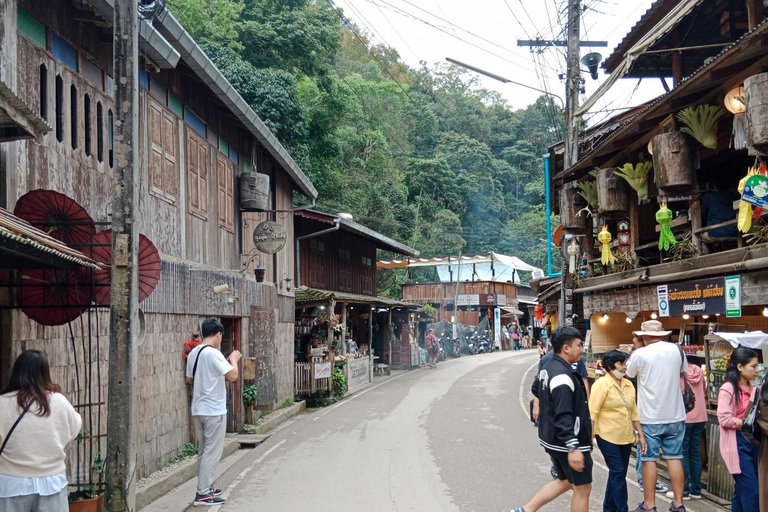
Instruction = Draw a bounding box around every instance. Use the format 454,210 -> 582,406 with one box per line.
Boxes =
741,174 -> 768,208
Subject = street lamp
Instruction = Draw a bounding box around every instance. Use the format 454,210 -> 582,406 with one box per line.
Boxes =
446,57 -> 565,109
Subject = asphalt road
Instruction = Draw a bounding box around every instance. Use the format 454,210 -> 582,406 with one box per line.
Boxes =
147,350 -> 729,512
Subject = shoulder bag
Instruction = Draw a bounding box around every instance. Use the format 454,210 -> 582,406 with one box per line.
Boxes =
742,375 -> 765,445
677,345 -> 696,413
0,400 -> 33,458
192,345 -> 211,380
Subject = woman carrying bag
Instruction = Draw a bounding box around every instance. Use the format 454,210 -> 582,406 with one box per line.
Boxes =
0,350 -> 82,511
717,347 -> 759,512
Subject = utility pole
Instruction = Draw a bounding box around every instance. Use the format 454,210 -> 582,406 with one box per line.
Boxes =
106,0 -> 140,511
564,0 -> 581,170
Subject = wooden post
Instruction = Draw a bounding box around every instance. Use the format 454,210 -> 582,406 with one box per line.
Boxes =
106,1 -> 140,511
369,304 -> 374,381
388,308 -> 393,368
327,298 -> 334,352
629,196 -> 640,259
341,302 -> 347,355
747,0 -> 764,30
689,197 -> 702,252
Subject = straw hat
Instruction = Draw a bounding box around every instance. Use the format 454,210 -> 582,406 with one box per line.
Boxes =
632,319 -> 672,337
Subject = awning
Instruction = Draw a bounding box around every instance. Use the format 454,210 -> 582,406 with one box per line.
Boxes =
294,286 -> 417,309
501,307 -> 525,316
576,0 -> 702,116
0,80 -> 50,142
713,331 -> 768,350
377,252 -> 542,283
0,208 -> 102,269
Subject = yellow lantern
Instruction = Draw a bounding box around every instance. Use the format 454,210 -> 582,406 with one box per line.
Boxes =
724,85 -> 746,114
597,226 -> 616,265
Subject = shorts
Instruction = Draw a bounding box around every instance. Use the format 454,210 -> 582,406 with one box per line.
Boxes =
547,450 -> 593,486
640,421 -> 685,462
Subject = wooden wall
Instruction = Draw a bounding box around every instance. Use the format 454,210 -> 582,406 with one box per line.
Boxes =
402,281 -> 520,303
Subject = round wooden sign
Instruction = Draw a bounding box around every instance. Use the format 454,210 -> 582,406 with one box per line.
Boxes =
252,221 -> 287,254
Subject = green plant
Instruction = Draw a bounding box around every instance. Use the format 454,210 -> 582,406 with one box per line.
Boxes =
278,398 -> 294,410
676,105 -> 725,149
614,162 -> 652,201
419,304 -> 437,316
332,367 -> 348,398
577,179 -> 598,209
670,235 -> 699,261
306,393 -> 332,408
745,220 -> 768,245
166,442 -> 199,466
243,384 -> 258,407
610,252 -> 637,273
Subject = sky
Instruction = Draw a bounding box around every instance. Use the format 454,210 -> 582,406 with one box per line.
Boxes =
332,0 -> 665,126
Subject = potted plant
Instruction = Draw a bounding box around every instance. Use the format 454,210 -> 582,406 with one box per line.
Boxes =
243,384 -> 258,424
68,455 -> 106,512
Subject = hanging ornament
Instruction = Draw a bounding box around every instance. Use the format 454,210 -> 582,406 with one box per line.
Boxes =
738,164 -> 768,232
738,167 -> 758,232
656,202 -> 677,250
597,226 -> 616,265
578,250 -> 589,279
534,304 -> 544,322
567,239 -> 580,274
724,85 -> 748,150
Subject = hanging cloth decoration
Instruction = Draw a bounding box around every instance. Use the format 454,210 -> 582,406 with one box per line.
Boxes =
567,239 -> 580,274
597,226 -> 616,265
656,202 -> 677,250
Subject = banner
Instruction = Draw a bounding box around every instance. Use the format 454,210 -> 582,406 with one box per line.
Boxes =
663,278 -> 726,316
725,275 -> 741,317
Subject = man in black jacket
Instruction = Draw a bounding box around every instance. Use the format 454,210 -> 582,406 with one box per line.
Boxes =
512,326 -> 592,512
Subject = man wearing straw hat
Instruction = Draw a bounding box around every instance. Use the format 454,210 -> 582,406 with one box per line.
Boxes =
626,320 -> 688,512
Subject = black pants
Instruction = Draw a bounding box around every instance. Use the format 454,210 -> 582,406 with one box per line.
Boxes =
596,436 -> 631,512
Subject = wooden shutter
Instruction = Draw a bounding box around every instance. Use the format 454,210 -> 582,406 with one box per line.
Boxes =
187,129 -> 208,219
149,101 -> 164,196
226,161 -> 234,231
161,109 -> 177,202
217,153 -> 227,228
198,140 -> 208,215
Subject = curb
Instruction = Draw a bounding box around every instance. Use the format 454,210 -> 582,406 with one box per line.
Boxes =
136,401 -> 306,510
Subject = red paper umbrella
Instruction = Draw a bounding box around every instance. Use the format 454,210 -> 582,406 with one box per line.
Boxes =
80,230 -> 162,305
19,269 -> 87,326
14,190 -> 96,245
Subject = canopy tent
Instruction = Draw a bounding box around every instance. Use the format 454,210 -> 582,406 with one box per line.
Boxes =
713,331 -> 768,350
377,252 -> 542,284
575,0 -> 702,117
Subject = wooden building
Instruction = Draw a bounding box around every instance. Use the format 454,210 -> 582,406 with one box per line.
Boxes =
543,0 -> 768,500
0,0 -> 317,481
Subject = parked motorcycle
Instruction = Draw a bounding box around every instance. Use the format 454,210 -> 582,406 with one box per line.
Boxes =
476,330 -> 493,354
440,332 -> 461,358
450,337 -> 462,358
466,331 -> 479,355
437,333 -> 448,362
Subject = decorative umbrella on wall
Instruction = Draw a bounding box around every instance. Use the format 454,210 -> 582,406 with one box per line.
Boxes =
19,269 -> 87,326
80,230 -> 161,305
14,190 -> 95,245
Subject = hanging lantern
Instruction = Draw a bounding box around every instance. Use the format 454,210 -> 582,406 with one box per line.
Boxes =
725,85 -> 748,150
597,226 -> 616,265
567,239 -> 580,274
656,202 -> 677,250
647,140 -> 653,155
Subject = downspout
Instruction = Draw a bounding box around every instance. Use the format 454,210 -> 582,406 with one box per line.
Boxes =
544,154 -> 562,277
295,217 -> 340,287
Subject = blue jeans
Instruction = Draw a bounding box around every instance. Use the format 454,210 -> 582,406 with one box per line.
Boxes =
732,432 -> 759,512
640,421 -> 685,461
635,443 -> 643,486
597,437 -> 631,512
682,422 -> 706,496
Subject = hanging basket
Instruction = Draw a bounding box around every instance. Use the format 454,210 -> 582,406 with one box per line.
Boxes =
596,167 -> 630,212
559,181 -> 589,232
239,173 -> 270,211
745,72 -> 768,150
651,132 -> 698,192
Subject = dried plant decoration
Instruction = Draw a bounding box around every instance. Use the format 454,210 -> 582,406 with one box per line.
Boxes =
676,105 -> 725,150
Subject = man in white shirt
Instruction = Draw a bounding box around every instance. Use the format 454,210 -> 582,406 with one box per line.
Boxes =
626,320 -> 687,512
185,319 -> 241,506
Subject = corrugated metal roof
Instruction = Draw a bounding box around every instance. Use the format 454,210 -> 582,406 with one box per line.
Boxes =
295,286 -> 415,308
603,0 -> 671,73
0,208 -> 102,269
0,79 -> 50,141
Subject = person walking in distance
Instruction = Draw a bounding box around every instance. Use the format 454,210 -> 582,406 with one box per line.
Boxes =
626,321 -> 688,512
425,328 -> 439,369
512,326 -> 592,512
186,319 -> 241,506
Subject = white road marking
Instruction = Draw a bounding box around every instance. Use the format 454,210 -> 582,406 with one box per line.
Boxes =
203,439 -> 286,511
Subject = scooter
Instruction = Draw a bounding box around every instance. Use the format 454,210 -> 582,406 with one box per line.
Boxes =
438,333 -> 451,361
466,331 -> 479,355
450,337 -> 462,358
477,330 -> 493,354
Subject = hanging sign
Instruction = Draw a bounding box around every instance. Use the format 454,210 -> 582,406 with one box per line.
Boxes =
662,278 -> 726,316
725,275 -> 741,317
493,307 -> 501,349
456,294 -> 480,306
497,295 -> 507,306
657,285 -> 670,317
314,362 -> 332,379
253,221 -> 287,253
741,174 -> 768,208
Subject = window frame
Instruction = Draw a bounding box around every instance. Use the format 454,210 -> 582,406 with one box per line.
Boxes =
216,151 -> 235,233
148,98 -> 179,206
186,127 -> 209,220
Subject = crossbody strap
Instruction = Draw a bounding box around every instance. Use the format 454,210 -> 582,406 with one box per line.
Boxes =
192,345 -> 212,380
0,401 -> 33,458
613,383 -> 634,420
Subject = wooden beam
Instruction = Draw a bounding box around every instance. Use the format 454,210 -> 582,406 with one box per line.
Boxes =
747,0 -> 765,30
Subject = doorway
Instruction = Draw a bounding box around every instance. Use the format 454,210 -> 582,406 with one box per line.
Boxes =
220,317 -> 241,433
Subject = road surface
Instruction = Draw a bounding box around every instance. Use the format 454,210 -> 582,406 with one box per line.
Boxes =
145,350 -> 728,512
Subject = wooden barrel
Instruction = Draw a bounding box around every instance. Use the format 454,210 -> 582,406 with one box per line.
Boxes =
596,167 -> 629,212
559,181 -> 588,232
745,72 -> 768,149
651,132 -> 698,191
239,172 -> 270,210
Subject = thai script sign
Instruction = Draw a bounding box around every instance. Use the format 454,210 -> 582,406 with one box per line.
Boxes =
660,277 -> 726,316
346,358 -> 371,394
314,362 -> 332,379
252,221 -> 287,253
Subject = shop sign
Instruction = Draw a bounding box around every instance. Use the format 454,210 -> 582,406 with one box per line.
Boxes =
252,221 -> 287,254
741,175 -> 768,209
314,362 -> 332,379
493,307 -> 501,349
480,294 -> 496,305
497,294 -> 507,306
725,275 -> 741,317
347,358 -> 371,393
657,285 -> 669,317
456,294 -> 479,306
663,278 -> 726,316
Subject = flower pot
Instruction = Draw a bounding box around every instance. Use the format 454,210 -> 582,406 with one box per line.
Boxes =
595,167 -> 629,212
69,494 -> 104,512
255,266 -> 266,282
239,172 -> 270,211
559,181 -> 589,233
651,132 -> 698,192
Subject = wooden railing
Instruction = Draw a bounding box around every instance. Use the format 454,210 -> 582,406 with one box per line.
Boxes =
294,362 -> 331,395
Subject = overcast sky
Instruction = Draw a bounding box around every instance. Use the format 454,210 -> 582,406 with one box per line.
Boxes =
333,0 -> 664,126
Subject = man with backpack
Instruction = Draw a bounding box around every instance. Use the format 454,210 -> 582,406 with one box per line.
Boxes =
185,318 -> 241,506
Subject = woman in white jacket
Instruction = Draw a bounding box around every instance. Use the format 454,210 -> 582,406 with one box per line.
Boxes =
0,350 -> 82,512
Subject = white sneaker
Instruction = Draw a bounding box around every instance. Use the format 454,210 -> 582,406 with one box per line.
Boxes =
665,491 -> 690,500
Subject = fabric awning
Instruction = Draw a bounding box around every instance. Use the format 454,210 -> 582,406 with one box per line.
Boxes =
713,331 -> 768,350
501,307 -> 525,316
377,252 -> 542,284
576,0 -> 702,117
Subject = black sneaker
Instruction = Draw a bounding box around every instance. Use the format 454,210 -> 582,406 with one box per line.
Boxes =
209,487 -> 223,497
194,491 -> 225,506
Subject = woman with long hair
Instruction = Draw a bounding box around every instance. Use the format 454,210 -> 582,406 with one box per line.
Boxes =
756,368 -> 768,512
717,347 -> 759,512
0,350 -> 81,511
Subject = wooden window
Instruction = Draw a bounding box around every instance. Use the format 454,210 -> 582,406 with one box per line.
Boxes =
187,129 -> 209,219
84,94 -> 91,156
55,75 -> 63,143
39,65 -> 47,121
148,99 -> 178,204
217,152 -> 234,232
96,102 -> 103,163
